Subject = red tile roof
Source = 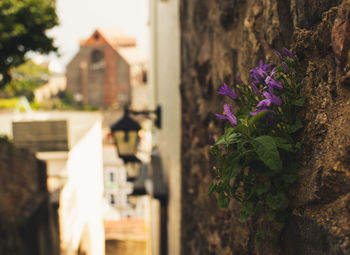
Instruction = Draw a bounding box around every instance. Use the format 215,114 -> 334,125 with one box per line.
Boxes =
80,28 -> 148,65
80,28 -> 136,48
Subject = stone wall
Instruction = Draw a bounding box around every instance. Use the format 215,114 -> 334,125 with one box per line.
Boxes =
180,0 -> 350,254
0,138 -> 59,255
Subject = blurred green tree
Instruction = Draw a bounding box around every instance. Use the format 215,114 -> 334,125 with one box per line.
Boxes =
0,0 -> 58,88
2,60 -> 51,101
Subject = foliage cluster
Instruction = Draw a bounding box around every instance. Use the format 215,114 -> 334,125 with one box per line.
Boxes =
2,60 -> 51,101
0,0 -> 58,88
209,49 -> 304,248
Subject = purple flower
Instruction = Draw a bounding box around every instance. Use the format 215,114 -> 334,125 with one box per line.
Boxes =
270,67 -> 278,76
215,102 -> 237,127
209,136 -> 215,145
250,60 -> 271,83
259,59 -> 271,72
265,75 -> 283,90
275,51 -> 283,62
250,82 -> 260,96
281,62 -> 289,73
250,108 -> 274,116
218,83 -> 237,100
256,91 -> 282,107
266,90 -> 282,106
237,75 -> 243,84
282,48 -> 295,59
250,69 -> 266,83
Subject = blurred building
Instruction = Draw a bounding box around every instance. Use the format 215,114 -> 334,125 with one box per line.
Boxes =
102,134 -> 150,255
34,74 -> 67,102
0,111 -> 105,255
66,28 -> 149,109
103,145 -> 146,219
105,218 -> 147,255
149,0 -> 181,255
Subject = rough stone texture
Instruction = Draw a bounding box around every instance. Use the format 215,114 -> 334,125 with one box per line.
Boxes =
0,139 -> 59,255
180,0 -> 350,254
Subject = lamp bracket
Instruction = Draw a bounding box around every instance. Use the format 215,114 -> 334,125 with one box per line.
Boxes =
126,105 -> 161,129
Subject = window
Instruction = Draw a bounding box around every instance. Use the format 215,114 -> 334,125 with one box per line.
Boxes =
142,71 -> 147,84
109,172 -> 114,182
110,194 -> 115,205
91,50 -> 105,71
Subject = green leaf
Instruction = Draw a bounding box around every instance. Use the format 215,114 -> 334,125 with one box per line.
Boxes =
249,110 -> 272,125
265,210 -> 276,221
215,128 -> 243,147
208,184 -> 217,195
254,231 -> 265,249
274,137 -> 295,152
240,201 -> 255,222
266,192 -> 288,211
233,123 -> 248,136
218,192 -> 230,210
288,117 -> 303,134
221,151 -> 243,182
223,164 -> 240,181
239,210 -> 250,223
281,172 -> 298,184
252,136 -> 282,172
292,97 -> 306,107
256,180 -> 271,195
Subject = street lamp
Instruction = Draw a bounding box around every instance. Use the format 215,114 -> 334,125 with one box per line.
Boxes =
110,106 -> 161,163
110,108 -> 142,163
128,163 -> 149,196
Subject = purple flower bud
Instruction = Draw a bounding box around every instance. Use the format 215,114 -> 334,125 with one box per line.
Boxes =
256,98 -> 271,108
259,59 -> 271,71
215,102 -> 237,127
282,48 -> 295,59
265,75 -> 283,90
250,60 -> 271,84
281,62 -> 289,73
209,136 -> 215,145
275,51 -> 283,62
256,90 -> 282,108
250,69 -> 266,83
218,83 -> 237,100
237,75 -> 243,84
270,67 -> 278,77
250,82 -> 260,96
265,90 -> 282,106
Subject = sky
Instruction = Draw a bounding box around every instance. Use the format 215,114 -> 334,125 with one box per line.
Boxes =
41,0 -> 149,73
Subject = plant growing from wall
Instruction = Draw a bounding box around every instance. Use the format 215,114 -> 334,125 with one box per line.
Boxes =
209,48 -> 304,248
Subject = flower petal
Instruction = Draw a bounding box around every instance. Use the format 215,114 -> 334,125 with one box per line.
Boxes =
282,48 -> 295,59
224,103 -> 237,126
250,108 -> 274,116
218,83 -> 237,100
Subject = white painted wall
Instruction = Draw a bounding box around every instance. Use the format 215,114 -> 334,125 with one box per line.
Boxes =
60,121 -> 105,255
149,0 -> 181,254
1,111 -> 105,255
